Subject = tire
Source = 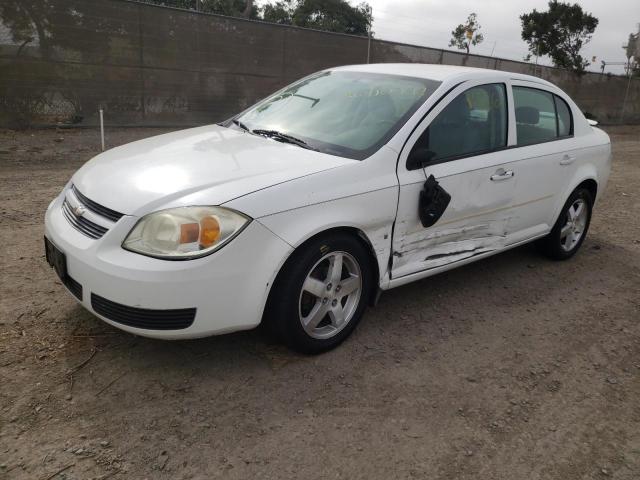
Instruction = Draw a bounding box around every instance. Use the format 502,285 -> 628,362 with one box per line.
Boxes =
266,233 -> 373,354
536,187 -> 593,260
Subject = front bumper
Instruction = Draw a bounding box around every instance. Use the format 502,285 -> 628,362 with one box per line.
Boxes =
44,191 -> 292,339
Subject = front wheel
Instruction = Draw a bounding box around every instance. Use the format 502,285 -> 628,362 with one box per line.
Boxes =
536,187 -> 593,260
266,233 -> 373,354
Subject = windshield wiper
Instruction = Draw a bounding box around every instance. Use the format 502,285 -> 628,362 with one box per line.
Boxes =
232,119 -> 250,132
252,129 -> 318,151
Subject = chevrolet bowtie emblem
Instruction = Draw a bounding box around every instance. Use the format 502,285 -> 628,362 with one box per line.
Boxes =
73,205 -> 86,217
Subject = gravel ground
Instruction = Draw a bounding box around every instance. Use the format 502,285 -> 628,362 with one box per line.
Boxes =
1,126 -> 639,480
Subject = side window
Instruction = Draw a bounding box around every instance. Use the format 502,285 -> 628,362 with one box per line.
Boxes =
513,87 -> 558,145
411,83 -> 507,165
555,95 -> 573,137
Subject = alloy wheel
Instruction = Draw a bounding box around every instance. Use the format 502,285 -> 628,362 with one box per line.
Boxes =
560,198 -> 588,252
298,251 -> 362,340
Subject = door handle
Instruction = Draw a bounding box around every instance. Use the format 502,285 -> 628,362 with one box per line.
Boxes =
560,154 -> 576,165
490,169 -> 514,181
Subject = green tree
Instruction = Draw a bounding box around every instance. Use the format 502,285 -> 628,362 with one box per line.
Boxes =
202,0 -> 257,18
141,0 -> 196,9
262,0 -> 372,36
293,0 -> 371,35
262,0 -> 294,24
0,0 -> 131,60
449,13 -> 483,54
144,0 -> 372,29
520,1 -> 598,74
142,0 -> 258,18
0,0 -> 138,125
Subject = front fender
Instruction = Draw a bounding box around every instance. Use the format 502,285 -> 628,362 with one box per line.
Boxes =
255,187 -> 398,288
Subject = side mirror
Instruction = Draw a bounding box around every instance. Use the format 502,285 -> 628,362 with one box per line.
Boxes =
407,147 -> 436,170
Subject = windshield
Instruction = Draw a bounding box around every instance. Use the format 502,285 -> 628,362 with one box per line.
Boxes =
234,71 -> 441,160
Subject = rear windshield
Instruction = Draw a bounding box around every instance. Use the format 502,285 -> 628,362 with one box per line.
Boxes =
235,71 -> 441,159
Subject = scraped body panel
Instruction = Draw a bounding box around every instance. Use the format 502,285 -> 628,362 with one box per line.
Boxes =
392,148 -> 519,279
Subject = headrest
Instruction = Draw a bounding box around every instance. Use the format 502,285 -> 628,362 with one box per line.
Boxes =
516,106 -> 539,125
439,95 -> 470,124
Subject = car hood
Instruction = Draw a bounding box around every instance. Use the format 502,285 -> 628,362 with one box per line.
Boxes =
72,125 -> 353,217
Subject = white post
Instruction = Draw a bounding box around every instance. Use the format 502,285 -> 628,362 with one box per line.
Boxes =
99,108 -> 105,151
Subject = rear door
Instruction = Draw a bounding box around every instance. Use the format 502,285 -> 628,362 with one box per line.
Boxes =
391,79 -> 519,279
505,83 -> 580,242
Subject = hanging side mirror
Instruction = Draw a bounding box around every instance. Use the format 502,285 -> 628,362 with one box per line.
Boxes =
407,147 -> 437,170
419,175 -> 451,228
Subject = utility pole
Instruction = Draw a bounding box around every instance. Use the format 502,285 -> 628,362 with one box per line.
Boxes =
622,26 -> 639,76
621,65 -> 633,123
366,18 -> 372,63
528,20 -> 540,76
243,0 -> 254,18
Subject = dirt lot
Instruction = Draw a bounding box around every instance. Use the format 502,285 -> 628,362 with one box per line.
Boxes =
1,126 -> 639,480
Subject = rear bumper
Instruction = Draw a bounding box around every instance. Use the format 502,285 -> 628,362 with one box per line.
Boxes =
44,191 -> 292,339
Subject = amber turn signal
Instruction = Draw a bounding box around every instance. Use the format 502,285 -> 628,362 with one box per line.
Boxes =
199,216 -> 221,248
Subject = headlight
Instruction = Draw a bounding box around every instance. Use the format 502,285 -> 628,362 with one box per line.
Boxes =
123,206 -> 250,259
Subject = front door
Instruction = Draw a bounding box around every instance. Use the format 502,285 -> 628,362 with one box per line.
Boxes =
391,80 -> 519,279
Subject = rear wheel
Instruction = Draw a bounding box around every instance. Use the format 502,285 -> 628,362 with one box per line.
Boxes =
266,233 -> 373,354
536,187 -> 593,260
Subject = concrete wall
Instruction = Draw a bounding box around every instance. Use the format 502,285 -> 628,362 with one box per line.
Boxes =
0,0 -> 638,128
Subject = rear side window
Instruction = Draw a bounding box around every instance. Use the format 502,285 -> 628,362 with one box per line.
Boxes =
513,87 -> 556,145
411,83 -> 508,164
514,86 -> 573,145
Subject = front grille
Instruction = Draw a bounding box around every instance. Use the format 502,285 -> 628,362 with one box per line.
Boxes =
64,275 -> 83,301
62,199 -> 108,239
72,185 -> 124,222
91,293 -> 196,330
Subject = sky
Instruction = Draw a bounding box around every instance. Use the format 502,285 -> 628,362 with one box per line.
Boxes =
259,0 -> 639,75
367,0 -> 638,74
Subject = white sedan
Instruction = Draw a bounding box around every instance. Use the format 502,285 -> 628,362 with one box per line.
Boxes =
44,64 -> 611,353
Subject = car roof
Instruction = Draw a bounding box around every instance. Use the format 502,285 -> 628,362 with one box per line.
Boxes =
331,63 -> 554,87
